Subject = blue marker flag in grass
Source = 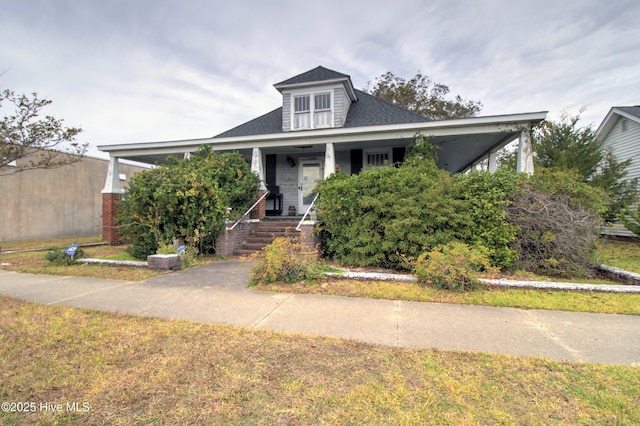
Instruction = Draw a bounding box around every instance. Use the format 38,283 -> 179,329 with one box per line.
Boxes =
65,243 -> 78,257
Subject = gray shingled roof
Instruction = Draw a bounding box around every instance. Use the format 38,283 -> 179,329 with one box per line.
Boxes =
616,106 -> 640,119
274,66 -> 351,87
213,89 -> 431,138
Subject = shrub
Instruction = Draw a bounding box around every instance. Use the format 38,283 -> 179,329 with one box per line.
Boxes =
453,169 -> 519,269
45,246 -> 87,265
250,237 -> 323,284
317,149 -> 470,270
414,242 -> 494,291
118,146 -> 259,259
506,169 -> 605,277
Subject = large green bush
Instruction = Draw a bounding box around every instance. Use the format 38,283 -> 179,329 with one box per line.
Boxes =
118,146 -> 259,259
317,141 -> 472,270
317,134 -> 606,278
453,169 -> 519,269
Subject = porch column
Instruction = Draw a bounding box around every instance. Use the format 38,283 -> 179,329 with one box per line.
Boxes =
324,142 -> 335,179
517,129 -> 535,175
101,156 -> 123,245
250,147 -> 267,219
488,151 -> 498,173
251,147 -> 267,190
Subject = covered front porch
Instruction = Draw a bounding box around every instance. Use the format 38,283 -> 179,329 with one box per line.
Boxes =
98,111 -> 544,248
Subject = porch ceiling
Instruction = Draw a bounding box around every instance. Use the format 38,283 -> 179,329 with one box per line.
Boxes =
108,131 -> 517,173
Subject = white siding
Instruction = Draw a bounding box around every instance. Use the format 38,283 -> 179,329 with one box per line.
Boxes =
601,116 -> 640,237
333,87 -> 350,127
602,116 -> 640,182
282,93 -> 291,132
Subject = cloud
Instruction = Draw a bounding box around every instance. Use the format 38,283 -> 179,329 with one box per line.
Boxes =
1,0 -> 639,158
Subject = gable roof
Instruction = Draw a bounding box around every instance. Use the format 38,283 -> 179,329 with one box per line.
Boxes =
615,106 -> 640,119
213,89 -> 431,139
596,105 -> 640,140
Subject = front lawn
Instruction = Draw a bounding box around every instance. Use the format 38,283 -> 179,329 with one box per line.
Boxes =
598,238 -> 640,273
1,296 -> 638,425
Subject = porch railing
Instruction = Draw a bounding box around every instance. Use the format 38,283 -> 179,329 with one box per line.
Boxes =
226,190 -> 270,231
296,193 -> 320,231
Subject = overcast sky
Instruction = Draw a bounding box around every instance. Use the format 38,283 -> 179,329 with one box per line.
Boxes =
2,0 -> 638,158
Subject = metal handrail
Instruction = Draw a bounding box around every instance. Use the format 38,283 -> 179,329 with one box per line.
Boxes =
296,193 -> 320,231
226,190 -> 270,231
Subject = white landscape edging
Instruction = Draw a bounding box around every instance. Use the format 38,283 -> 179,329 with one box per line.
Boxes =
325,270 -> 640,294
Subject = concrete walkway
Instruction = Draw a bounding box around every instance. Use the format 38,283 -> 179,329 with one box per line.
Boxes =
0,261 -> 639,365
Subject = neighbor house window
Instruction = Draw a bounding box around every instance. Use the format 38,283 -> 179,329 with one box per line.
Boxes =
294,95 -> 310,129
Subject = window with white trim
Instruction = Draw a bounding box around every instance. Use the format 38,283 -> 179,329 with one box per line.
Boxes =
365,150 -> 391,168
294,95 -> 310,129
292,92 -> 332,130
314,93 -> 331,128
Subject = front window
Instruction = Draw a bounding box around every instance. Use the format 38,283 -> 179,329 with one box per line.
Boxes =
314,93 -> 331,128
292,92 -> 332,130
365,150 -> 391,168
294,95 -> 310,129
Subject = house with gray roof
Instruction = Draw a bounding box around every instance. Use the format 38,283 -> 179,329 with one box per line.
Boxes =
98,66 -> 546,251
596,106 -> 640,237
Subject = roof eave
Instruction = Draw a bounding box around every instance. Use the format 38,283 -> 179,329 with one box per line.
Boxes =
98,111 -> 547,158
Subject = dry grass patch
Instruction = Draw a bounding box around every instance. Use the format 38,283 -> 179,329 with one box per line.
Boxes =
1,296 -> 639,425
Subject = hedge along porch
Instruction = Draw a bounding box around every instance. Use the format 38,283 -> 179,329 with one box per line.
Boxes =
99,66 -> 545,252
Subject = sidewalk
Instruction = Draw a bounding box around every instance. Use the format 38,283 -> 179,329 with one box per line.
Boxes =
0,262 -> 639,365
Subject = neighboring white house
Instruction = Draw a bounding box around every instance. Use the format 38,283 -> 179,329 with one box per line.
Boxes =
596,106 -> 640,237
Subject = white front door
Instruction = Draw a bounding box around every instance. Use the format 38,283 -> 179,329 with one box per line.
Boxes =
298,160 -> 322,213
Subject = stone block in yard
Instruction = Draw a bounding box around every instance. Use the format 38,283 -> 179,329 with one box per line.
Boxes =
147,254 -> 181,271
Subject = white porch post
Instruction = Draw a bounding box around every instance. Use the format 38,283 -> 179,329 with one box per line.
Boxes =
251,147 -> 267,190
517,129 -> 535,175
324,142 -> 335,179
101,156 -> 122,194
488,151 -> 498,173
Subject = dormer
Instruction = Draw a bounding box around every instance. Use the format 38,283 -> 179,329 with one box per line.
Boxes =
274,66 -> 358,132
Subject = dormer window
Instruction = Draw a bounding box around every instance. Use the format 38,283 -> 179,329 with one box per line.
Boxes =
292,92 -> 332,130
314,93 -> 331,128
294,95 -> 310,129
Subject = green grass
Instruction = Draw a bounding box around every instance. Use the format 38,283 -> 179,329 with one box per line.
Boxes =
260,279 -> 640,315
1,296 -> 638,425
598,239 -> 640,273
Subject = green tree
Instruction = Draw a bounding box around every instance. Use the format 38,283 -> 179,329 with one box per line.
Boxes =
365,71 -> 482,120
620,204 -> 640,239
501,113 -> 637,221
1,89 -> 86,173
118,146 -> 259,258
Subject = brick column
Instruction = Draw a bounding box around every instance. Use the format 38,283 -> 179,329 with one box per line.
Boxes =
101,156 -> 123,245
102,193 -> 122,245
250,190 -> 267,220
298,222 -> 320,257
